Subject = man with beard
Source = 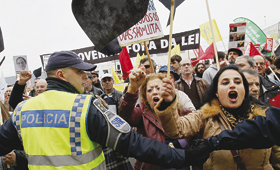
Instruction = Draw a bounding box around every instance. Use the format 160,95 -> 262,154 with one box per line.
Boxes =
194,63 -> 206,78
227,48 -> 243,64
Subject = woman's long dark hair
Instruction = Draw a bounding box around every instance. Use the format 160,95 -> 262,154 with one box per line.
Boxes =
203,65 -> 268,108
203,65 -> 248,105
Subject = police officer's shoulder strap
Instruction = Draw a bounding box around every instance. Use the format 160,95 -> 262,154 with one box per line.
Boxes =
13,100 -> 28,143
92,97 -> 131,150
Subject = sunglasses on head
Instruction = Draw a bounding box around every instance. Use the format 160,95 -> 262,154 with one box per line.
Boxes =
143,65 -> 150,69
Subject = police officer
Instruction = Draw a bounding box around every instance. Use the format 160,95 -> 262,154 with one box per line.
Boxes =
0,51 -> 208,169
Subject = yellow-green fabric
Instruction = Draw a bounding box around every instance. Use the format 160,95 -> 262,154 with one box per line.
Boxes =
12,90 -> 105,169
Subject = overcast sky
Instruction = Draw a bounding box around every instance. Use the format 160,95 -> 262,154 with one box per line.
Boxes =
0,0 -> 279,77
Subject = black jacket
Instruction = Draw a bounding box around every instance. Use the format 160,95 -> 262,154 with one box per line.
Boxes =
259,75 -> 280,105
0,77 -> 188,169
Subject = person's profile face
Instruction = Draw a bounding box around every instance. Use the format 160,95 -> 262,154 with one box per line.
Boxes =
16,57 -> 27,70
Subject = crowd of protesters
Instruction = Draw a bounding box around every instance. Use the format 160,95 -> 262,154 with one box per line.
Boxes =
0,48 -> 280,170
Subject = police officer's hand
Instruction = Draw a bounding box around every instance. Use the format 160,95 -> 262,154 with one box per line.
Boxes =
185,137 -> 215,166
128,67 -> 146,94
160,78 -> 176,103
2,151 -> 15,165
18,70 -> 32,85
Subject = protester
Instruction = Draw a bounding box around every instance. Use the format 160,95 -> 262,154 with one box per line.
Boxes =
244,55 -> 280,106
158,65 -> 195,111
9,71 -> 33,110
194,63 -> 206,78
29,78 -> 39,97
235,56 -> 256,70
35,79 -> 47,95
202,51 -> 227,85
100,73 -> 123,114
226,48 -> 243,64
140,58 -> 157,74
253,55 -> 280,85
155,65 -> 273,169
84,73 -> 103,95
241,69 -> 260,99
170,55 -> 182,75
175,59 -> 209,110
119,71 -> 192,170
4,86 -> 14,112
90,71 -> 102,89
0,51 -> 208,169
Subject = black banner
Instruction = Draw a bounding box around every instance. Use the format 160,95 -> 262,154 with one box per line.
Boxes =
40,28 -> 200,68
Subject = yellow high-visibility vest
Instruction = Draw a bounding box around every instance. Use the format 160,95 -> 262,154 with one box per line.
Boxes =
12,90 -> 105,170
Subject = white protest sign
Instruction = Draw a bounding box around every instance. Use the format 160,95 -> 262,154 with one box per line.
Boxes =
117,0 -> 164,47
13,55 -> 29,74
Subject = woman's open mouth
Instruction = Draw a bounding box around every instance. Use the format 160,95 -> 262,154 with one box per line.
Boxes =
228,91 -> 238,102
153,97 -> 160,104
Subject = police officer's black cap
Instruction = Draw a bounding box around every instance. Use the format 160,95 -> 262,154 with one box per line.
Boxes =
45,51 -> 97,72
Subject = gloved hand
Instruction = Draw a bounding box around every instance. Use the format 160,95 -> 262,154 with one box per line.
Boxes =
185,137 -> 215,166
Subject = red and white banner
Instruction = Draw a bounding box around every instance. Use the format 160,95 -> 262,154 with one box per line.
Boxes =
117,0 -> 164,47
264,38 -> 273,52
254,44 -> 261,53
244,42 -> 261,56
193,45 -> 204,59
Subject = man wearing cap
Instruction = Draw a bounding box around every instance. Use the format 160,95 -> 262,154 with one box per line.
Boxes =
227,48 -> 243,64
100,73 -> 123,114
0,51 -> 209,169
84,73 -> 103,96
159,65 -> 195,111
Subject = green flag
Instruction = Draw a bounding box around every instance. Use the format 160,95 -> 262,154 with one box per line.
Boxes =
234,17 -> 266,49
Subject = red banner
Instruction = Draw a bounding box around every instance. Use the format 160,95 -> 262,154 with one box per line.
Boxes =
264,38 -> 273,52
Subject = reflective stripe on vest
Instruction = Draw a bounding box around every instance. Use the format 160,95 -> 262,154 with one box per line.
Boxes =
27,146 -> 102,166
12,91 -> 105,169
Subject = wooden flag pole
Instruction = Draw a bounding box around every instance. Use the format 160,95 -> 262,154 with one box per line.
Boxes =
167,0 -> 175,78
144,41 -> 155,73
268,66 -> 280,82
205,0 -> 220,70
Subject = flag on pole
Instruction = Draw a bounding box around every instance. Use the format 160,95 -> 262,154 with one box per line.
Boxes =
199,19 -> 222,45
171,44 -> 181,56
191,43 -> 215,66
71,0 -> 150,53
193,45 -> 205,59
159,0 -> 185,26
119,47 -> 133,80
111,65 -> 121,84
244,42 -> 262,56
